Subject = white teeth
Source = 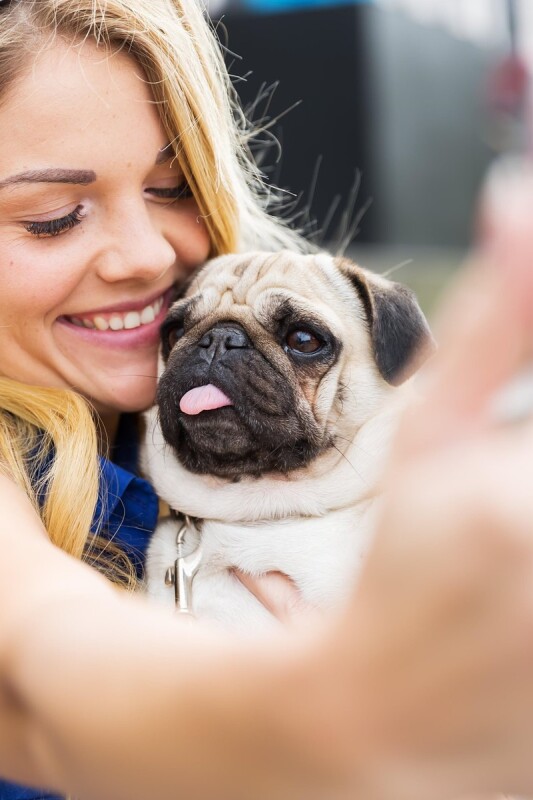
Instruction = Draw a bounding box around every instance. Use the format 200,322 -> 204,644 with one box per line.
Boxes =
140,305 -> 156,325
109,315 -> 124,331
69,294 -> 165,332
93,316 -> 109,331
124,311 -> 141,330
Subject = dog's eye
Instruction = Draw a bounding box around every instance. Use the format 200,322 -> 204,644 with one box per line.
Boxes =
166,324 -> 185,351
285,329 -> 323,355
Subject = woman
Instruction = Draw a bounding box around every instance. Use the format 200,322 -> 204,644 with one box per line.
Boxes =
2,1 -> 533,799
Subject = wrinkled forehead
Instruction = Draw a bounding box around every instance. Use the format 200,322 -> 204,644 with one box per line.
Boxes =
181,251 -> 364,330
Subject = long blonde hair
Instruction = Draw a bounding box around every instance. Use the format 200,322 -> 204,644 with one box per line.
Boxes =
0,379 -> 136,586
0,0 -> 307,582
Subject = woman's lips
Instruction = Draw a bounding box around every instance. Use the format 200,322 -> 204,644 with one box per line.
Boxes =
56,288 -> 173,348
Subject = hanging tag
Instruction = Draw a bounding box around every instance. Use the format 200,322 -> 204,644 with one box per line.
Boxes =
164,517 -> 202,615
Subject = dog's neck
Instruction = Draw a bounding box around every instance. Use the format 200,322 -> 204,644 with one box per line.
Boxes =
143,398 -> 402,526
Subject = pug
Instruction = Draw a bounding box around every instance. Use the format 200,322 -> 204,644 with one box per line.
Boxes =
141,251 -> 434,631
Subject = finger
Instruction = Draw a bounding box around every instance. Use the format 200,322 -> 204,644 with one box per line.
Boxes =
391,158 -> 533,465
233,570 -> 315,624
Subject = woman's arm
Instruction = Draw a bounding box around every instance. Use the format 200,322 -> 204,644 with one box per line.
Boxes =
6,438 -> 533,800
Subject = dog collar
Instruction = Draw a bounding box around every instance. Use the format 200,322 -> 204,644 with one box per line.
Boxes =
164,512 -> 203,615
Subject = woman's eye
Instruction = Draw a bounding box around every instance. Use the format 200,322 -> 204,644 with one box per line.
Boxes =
147,182 -> 194,201
23,205 -> 85,238
285,329 -> 324,355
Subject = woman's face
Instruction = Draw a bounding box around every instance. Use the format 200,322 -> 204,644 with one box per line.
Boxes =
0,40 -> 211,418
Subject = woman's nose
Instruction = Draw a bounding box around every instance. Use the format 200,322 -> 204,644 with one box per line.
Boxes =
95,201 -> 177,283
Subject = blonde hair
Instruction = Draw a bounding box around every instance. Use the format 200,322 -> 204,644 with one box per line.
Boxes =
0,379 -> 136,587
0,0 -> 308,582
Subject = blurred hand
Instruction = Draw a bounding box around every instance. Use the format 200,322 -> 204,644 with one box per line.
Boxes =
308,159 -> 533,800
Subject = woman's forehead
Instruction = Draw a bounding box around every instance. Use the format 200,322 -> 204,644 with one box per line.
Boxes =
0,39 -> 169,177
3,37 -> 148,106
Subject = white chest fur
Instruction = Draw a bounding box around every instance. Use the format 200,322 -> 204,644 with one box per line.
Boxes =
146,502 -> 377,631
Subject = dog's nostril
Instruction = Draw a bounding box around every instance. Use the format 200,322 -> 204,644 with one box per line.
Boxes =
198,332 -> 214,349
199,325 -> 251,352
224,329 -> 249,349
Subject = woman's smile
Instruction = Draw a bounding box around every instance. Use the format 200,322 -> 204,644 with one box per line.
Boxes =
57,286 -> 175,346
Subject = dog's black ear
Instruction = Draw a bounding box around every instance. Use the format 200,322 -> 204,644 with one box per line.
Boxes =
337,258 -> 436,386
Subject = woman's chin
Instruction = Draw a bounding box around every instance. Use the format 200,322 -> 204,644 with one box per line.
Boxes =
88,379 -> 158,417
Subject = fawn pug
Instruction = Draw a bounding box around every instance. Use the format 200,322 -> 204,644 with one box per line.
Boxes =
142,251 -> 433,630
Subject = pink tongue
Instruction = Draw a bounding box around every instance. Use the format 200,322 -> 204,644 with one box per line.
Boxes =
179,384 -> 233,415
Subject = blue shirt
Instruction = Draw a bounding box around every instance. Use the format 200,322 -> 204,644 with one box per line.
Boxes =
0,415 -> 159,800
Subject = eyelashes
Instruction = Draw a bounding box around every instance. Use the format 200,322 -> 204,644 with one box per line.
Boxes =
23,181 -> 194,238
24,205 -> 85,238
147,183 -> 194,201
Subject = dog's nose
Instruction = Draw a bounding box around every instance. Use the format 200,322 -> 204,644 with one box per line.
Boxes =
198,323 -> 251,359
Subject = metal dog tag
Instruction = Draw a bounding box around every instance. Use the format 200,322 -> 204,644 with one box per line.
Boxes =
164,517 -> 202,615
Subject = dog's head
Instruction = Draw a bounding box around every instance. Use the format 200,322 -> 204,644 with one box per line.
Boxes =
155,251 -> 434,480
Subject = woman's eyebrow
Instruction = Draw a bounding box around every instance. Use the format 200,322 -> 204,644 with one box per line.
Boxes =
0,168 -> 97,190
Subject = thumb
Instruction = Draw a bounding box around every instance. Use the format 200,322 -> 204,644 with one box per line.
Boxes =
391,158 -> 533,466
